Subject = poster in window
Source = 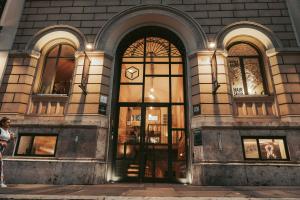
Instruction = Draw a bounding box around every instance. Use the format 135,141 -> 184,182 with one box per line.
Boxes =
243,139 -> 259,159
259,139 -> 286,159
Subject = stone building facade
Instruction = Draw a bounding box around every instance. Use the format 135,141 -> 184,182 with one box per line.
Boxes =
0,0 -> 300,185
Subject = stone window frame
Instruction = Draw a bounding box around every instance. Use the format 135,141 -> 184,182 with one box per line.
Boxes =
14,133 -> 58,157
241,136 -> 290,161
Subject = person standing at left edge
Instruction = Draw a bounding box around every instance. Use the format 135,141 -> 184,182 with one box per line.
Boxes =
0,117 -> 15,188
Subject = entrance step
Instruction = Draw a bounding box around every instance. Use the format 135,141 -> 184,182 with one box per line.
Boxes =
127,164 -> 140,177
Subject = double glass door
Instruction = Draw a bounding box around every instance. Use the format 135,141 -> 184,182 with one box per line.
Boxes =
115,106 -> 186,181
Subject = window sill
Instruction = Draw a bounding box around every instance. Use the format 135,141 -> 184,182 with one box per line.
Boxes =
28,94 -> 69,115
233,95 -> 274,102
233,95 -> 276,117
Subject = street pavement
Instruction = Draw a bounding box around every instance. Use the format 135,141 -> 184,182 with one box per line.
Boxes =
0,183 -> 299,199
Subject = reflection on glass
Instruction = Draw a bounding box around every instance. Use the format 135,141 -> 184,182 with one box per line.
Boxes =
243,139 -> 259,159
32,136 -> 57,155
228,57 -> 244,96
121,64 -> 143,83
40,58 -> 57,94
172,105 -> 185,128
145,63 -> 169,75
172,77 -> 184,102
259,139 -> 287,160
48,46 -> 59,57
244,58 -> 264,95
53,58 -> 74,94
60,44 -> 76,57
17,136 -> 33,155
144,77 -> 169,102
119,85 -> 143,102
40,44 -> 75,94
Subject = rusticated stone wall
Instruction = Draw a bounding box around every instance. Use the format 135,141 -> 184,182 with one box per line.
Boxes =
14,0 -> 296,50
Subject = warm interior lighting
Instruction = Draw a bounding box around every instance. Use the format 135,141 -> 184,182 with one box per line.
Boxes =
86,43 -> 93,50
150,88 -> 154,92
149,94 -> 155,99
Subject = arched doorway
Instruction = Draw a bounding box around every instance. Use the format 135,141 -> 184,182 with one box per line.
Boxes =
112,27 -> 188,182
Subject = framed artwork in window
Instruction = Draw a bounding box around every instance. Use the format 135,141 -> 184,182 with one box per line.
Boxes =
241,137 -> 289,160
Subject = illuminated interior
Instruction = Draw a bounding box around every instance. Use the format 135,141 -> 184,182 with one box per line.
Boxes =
16,135 -> 57,156
228,43 -> 265,96
115,33 -> 187,181
39,44 -> 75,95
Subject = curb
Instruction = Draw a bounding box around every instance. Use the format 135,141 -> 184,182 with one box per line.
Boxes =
0,196 -> 299,200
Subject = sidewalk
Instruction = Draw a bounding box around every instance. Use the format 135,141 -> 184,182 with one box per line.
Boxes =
0,183 -> 300,199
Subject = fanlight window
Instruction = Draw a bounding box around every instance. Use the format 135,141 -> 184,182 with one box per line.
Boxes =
120,37 -> 183,103
227,43 -> 266,96
40,44 -> 75,95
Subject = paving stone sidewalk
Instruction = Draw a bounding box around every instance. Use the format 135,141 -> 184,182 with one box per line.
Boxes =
0,183 -> 299,199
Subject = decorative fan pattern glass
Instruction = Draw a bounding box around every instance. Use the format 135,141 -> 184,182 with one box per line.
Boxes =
123,37 -> 181,58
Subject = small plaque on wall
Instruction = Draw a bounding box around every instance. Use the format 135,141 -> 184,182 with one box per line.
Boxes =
98,103 -> 107,115
193,129 -> 202,146
193,104 -> 201,116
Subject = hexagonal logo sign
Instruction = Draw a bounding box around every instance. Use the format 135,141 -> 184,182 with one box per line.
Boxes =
125,66 -> 139,80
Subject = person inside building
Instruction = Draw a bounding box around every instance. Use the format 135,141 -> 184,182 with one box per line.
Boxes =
0,117 -> 15,188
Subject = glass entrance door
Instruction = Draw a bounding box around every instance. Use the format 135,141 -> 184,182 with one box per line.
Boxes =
143,107 -> 169,180
115,106 -> 169,181
113,29 -> 187,182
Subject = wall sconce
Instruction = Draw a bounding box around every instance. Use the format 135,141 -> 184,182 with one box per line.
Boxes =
86,43 -> 93,50
209,42 -> 216,49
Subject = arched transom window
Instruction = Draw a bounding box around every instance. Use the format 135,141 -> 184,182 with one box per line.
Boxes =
119,36 -> 183,103
227,42 -> 266,96
39,44 -> 75,95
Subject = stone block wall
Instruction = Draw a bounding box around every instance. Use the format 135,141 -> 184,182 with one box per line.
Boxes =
190,51 -> 232,115
68,52 -> 111,115
13,0 -> 296,51
0,54 -> 37,114
270,52 -> 300,116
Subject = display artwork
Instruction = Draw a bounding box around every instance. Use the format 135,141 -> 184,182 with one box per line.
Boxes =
259,139 -> 286,159
243,139 -> 259,159
242,138 -> 288,160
